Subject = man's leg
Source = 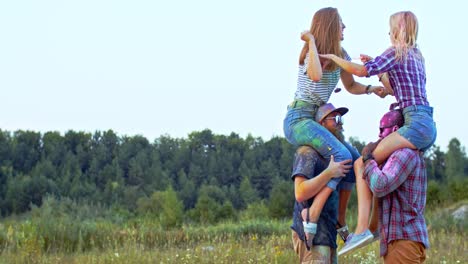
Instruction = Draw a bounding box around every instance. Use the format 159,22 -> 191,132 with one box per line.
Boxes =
384,240 -> 426,264
308,245 -> 334,264
330,247 -> 338,264
292,231 -> 309,262
336,189 -> 351,241
292,231 -> 335,264
337,189 -> 351,228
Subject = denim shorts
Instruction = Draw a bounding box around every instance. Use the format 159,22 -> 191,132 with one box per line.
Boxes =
397,105 -> 437,151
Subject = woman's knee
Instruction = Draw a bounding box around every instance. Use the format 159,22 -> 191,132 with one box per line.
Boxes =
338,147 -> 352,161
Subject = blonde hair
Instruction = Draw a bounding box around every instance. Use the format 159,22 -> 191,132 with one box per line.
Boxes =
389,11 -> 422,61
299,7 -> 343,71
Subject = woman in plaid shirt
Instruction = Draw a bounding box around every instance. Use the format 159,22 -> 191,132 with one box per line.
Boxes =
320,11 -> 436,255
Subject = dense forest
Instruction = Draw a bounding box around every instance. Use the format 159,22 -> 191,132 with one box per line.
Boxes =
0,128 -> 466,224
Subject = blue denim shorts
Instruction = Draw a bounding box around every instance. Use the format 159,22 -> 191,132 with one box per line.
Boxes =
397,105 -> 437,151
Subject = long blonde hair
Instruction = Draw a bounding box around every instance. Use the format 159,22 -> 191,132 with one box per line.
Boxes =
389,11 -> 422,61
299,7 -> 343,71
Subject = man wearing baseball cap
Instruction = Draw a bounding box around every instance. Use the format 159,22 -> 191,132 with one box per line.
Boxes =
291,103 -> 359,263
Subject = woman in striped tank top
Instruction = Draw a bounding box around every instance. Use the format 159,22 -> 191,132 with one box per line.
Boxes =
284,7 -> 386,249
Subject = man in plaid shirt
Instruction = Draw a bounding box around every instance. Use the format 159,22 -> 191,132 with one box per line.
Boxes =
361,109 -> 429,263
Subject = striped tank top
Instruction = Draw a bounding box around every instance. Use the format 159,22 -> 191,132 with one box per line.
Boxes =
294,49 -> 351,105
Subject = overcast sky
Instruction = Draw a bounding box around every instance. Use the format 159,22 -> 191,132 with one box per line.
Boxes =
0,0 -> 465,151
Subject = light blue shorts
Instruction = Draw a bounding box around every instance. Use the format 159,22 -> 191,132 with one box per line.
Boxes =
398,105 -> 437,151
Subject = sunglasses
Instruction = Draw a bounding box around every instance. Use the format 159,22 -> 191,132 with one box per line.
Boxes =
324,115 -> 343,124
379,124 -> 397,133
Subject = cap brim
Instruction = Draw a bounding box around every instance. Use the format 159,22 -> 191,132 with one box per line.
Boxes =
316,105 -> 349,123
334,107 -> 349,116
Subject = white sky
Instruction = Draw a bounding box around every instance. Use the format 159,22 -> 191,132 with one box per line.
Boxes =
0,0 -> 465,151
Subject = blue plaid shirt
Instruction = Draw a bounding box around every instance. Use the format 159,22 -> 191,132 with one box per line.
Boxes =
290,146 -> 338,248
364,148 -> 429,256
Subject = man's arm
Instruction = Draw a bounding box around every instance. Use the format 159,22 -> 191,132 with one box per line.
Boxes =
294,173 -> 333,203
364,149 -> 419,197
293,147 -> 351,202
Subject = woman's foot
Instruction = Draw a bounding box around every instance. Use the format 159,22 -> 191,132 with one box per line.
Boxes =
338,229 -> 374,256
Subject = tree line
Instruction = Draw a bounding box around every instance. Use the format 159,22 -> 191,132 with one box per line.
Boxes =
0,128 -> 466,223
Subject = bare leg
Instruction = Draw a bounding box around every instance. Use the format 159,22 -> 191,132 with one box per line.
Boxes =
372,132 -> 416,164
301,186 -> 334,247
368,197 -> 379,233
354,157 -> 373,234
308,186 -> 333,223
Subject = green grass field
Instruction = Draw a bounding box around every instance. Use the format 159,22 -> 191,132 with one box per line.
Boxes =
0,202 -> 466,263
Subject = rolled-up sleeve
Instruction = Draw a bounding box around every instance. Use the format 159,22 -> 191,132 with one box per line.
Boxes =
342,48 -> 352,61
364,48 -> 397,76
291,146 -> 319,180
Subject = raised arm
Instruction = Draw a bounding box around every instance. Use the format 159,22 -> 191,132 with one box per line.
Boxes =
301,31 -> 322,81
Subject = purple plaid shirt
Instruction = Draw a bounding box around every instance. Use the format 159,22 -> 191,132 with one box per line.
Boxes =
364,148 -> 429,257
365,47 -> 429,109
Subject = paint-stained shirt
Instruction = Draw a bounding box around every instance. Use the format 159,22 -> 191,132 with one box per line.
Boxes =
295,49 -> 351,105
364,148 -> 429,257
290,146 -> 338,249
364,47 -> 429,109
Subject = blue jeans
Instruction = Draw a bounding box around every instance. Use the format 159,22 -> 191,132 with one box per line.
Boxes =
284,104 -> 353,190
398,105 -> 437,151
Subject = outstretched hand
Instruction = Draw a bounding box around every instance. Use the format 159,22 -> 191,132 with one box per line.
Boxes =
318,54 -> 334,70
360,54 -> 373,63
319,54 -> 335,60
327,155 -> 352,178
370,86 -> 387,98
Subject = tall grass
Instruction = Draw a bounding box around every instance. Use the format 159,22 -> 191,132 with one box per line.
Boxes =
0,200 -> 466,263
